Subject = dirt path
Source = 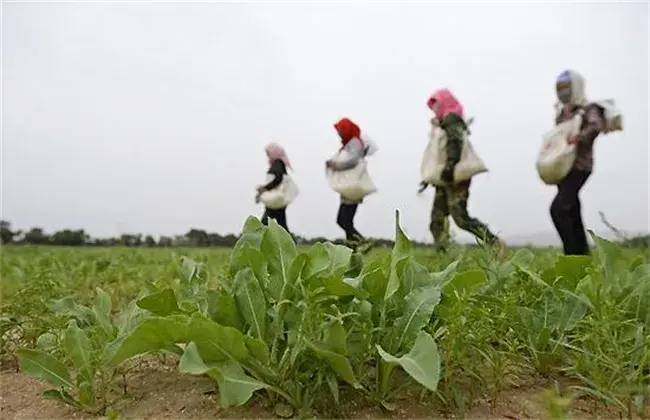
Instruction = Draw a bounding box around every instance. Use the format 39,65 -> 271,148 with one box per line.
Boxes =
0,363 -> 629,419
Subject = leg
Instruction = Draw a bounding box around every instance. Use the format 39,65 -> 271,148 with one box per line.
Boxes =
337,202 -> 362,241
262,208 -> 289,232
429,186 -> 451,250
552,170 -> 591,255
261,209 -> 270,226
448,180 -> 500,245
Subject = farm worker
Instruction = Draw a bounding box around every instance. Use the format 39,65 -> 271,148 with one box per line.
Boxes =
256,142 -> 292,233
326,117 -> 372,252
550,70 -> 608,255
418,88 -> 507,258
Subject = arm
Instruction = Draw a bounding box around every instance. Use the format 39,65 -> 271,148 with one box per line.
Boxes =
260,160 -> 285,191
329,138 -> 365,171
576,105 -> 606,144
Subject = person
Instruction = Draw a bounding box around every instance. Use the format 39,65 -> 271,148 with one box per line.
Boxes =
256,142 -> 292,233
326,117 -> 372,252
550,70 -> 607,255
418,88 -> 507,257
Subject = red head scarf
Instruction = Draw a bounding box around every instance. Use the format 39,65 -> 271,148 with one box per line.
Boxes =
334,118 -> 362,148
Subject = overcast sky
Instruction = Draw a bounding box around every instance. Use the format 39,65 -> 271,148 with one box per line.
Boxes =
2,1 -> 649,243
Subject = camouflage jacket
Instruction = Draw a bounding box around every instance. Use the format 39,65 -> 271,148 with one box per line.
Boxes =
439,113 -> 468,177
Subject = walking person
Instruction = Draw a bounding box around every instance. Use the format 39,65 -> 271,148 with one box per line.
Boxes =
418,88 -> 507,258
326,117 -> 374,252
256,142 -> 294,233
549,70 -> 608,255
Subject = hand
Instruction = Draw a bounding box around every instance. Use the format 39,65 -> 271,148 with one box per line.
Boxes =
567,133 -> 579,145
325,160 -> 336,169
256,185 -> 265,194
441,167 -> 454,184
417,181 -> 428,194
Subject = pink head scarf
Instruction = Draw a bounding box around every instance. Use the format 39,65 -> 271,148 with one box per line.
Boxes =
265,142 -> 292,170
426,88 -> 464,120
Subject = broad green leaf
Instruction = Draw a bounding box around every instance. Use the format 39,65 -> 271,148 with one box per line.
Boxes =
391,285 -> 441,352
115,299 -> 148,337
106,315 -> 191,365
402,259 -> 434,295
430,260 -> 460,286
179,343 -> 270,408
211,361 -> 270,407
230,218 -> 265,277
325,242 -> 354,279
443,270 -> 486,297
244,336 -> 270,366
377,331 -> 441,392
206,289 -> 244,331
303,243 -> 331,280
306,340 -> 361,388
262,218 -> 298,302
510,249 -> 535,267
63,322 -> 94,384
17,349 -> 74,389
324,321 -> 347,355
361,268 -> 388,304
589,231 -> 622,281
188,314 -> 250,363
93,287 -> 114,338
49,297 -> 96,326
552,255 -> 591,291
234,268 -> 267,341
180,256 -> 199,283
385,210 -> 412,301
137,288 -> 183,316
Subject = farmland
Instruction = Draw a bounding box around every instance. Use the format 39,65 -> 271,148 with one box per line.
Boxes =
1,215 -> 649,419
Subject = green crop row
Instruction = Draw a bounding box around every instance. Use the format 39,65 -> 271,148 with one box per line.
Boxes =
5,211 -> 650,418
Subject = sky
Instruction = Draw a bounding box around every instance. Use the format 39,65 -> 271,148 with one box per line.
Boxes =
2,1 -> 649,244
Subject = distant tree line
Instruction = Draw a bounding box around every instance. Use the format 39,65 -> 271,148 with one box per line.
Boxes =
0,220 -> 413,248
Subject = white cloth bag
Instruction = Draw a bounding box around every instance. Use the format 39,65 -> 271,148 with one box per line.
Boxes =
536,112 -> 583,185
326,150 -> 377,202
259,174 -> 299,209
420,119 -> 487,186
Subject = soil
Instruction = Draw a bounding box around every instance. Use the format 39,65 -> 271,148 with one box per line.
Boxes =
0,358 -> 638,420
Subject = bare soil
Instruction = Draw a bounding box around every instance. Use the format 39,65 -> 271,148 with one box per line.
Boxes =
0,358 -> 635,420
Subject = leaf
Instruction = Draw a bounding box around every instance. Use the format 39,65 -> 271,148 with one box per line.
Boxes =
306,340 -> 361,388
589,231 -> 622,281
361,268 -> 388,304
180,257 -> 199,283
262,218 -> 298,302
78,381 -> 95,407
552,256 -> 591,290
106,315 -> 191,365
402,259 -> 435,295
49,297 -> 96,326
206,289 -> 244,331
324,321 -> 347,355
244,336 -> 270,366
63,322 -> 94,384
443,270 -> 486,297
187,314 -> 250,364
17,349 -> 74,389
93,287 -> 114,338
377,331 -> 441,392
212,361 -> 270,407
179,342 -> 269,408
391,285 -> 441,352
43,389 -> 79,407
234,268 -> 267,341
325,372 -> 340,405
430,260 -> 460,286
385,210 -> 412,301
230,218 -> 265,278
137,289 -> 183,316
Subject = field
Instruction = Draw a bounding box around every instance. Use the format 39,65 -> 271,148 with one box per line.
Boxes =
1,215 -> 649,419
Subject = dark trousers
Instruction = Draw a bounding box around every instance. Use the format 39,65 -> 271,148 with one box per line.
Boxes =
550,169 -> 591,255
262,207 -> 289,233
337,203 -> 363,241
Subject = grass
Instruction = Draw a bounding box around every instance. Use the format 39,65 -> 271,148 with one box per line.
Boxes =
1,240 -> 649,419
